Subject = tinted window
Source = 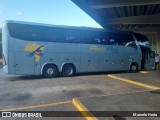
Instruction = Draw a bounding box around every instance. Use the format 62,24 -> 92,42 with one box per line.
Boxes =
90,32 -> 108,45
8,23 -> 92,44
8,23 -> 32,41
108,33 -> 136,48
134,33 -> 150,47
8,23 -> 55,42
88,32 -> 136,46
7,23 -> 136,47
134,33 -> 148,42
76,30 -> 92,44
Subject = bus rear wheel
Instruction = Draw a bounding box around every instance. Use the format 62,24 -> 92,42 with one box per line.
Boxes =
62,64 -> 75,77
130,63 -> 138,73
43,65 -> 59,78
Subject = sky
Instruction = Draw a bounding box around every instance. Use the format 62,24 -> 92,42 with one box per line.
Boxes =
0,0 -> 102,28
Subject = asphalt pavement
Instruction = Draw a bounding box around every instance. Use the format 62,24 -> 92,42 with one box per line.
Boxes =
0,66 -> 159,120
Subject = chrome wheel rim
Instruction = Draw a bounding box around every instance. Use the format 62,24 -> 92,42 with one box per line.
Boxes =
47,68 -> 54,75
65,67 -> 73,75
132,65 -> 137,71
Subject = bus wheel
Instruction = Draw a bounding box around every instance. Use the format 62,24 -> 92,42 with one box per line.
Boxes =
43,65 -> 59,78
130,63 -> 138,73
62,64 -> 75,77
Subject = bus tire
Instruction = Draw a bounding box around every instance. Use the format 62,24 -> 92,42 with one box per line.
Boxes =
130,63 -> 138,73
43,64 -> 59,78
62,64 -> 76,77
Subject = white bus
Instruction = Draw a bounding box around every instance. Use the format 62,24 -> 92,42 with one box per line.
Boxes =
2,20 -> 155,77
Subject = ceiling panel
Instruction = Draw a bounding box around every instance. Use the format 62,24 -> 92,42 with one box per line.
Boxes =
72,0 -> 160,30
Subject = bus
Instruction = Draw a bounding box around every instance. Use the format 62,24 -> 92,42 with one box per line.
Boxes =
2,20 -> 155,78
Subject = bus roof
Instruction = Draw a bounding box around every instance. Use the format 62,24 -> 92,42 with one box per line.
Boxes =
4,20 -> 106,32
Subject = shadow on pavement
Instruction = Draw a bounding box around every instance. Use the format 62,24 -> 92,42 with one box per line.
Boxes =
2,70 -> 131,82
75,71 -> 130,77
8,75 -> 44,82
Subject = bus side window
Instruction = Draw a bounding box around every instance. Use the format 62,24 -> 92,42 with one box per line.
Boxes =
108,33 -> 118,45
101,38 -> 107,44
67,31 -> 78,43
46,35 -> 56,42
109,33 -> 137,48
66,36 -> 76,43
76,30 -> 91,44
91,32 -> 107,45
94,38 -> 101,44
125,41 -> 137,48
54,28 -> 67,43
31,34 -> 41,41
123,34 -> 137,48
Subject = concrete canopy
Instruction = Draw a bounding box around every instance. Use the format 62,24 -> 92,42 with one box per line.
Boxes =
72,0 -> 160,30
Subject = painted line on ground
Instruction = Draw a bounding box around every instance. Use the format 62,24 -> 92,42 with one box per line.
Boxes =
0,101 -> 71,111
73,89 -> 153,100
72,98 -> 98,120
0,89 -> 156,119
0,90 -> 153,112
107,74 -> 160,90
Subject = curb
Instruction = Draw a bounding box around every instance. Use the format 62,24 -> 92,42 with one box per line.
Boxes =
72,98 -> 98,120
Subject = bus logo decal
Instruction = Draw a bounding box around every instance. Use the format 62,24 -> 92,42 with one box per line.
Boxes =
106,46 -> 118,53
90,45 -> 105,52
24,43 -> 46,62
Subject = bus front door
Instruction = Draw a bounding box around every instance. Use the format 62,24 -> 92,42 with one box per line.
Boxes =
15,52 -> 35,74
145,51 -> 155,70
141,47 -> 154,70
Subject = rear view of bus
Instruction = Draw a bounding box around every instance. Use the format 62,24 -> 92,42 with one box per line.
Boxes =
2,20 -> 39,75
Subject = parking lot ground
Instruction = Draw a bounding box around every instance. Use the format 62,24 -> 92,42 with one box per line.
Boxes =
0,66 -> 160,120
0,71 -> 149,109
73,89 -> 160,120
1,101 -> 85,120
